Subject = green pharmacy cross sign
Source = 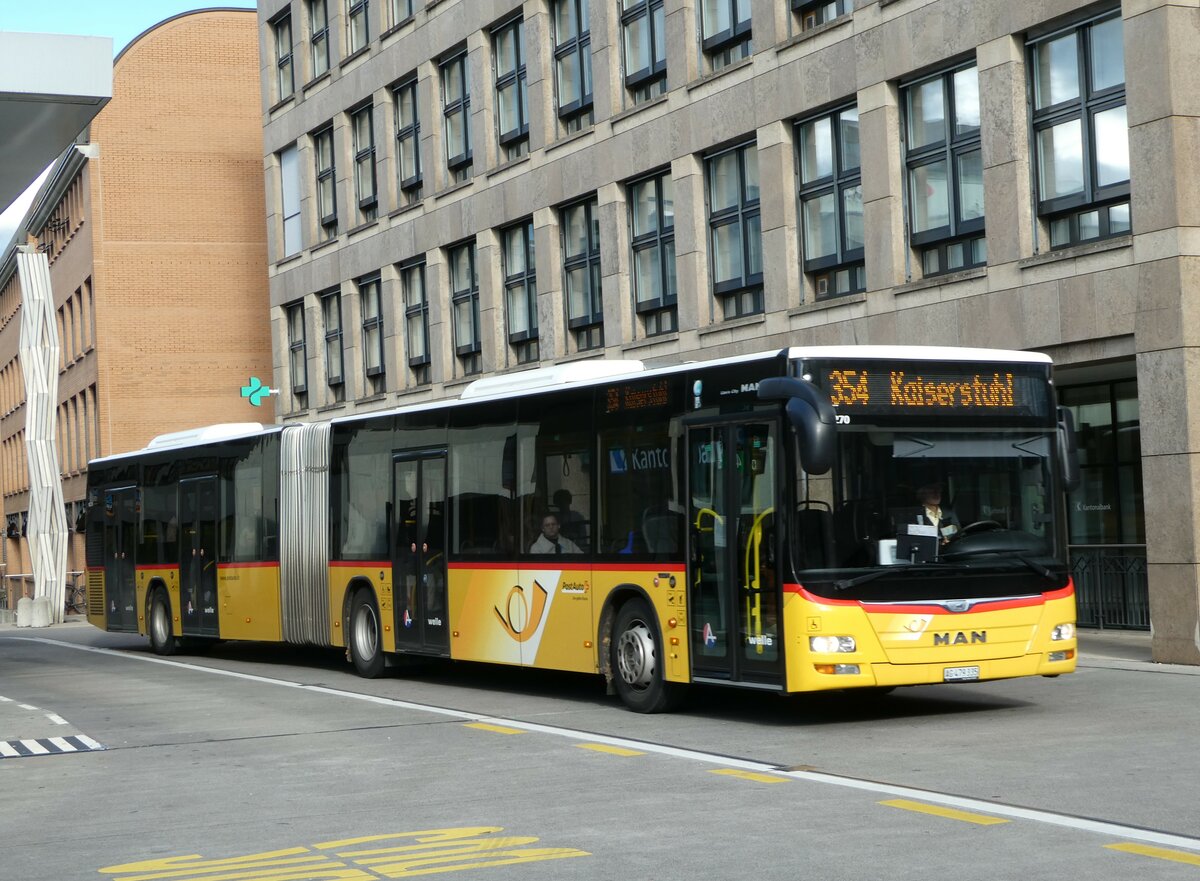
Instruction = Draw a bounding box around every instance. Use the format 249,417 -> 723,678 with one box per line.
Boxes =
240,377 -> 278,407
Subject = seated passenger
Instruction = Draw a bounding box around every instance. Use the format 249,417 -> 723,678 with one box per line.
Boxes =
529,512 -> 582,554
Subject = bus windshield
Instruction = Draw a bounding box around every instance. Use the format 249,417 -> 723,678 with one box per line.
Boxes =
794,426 -> 1062,593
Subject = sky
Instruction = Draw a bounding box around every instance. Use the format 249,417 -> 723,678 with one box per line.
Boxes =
0,1 -> 257,248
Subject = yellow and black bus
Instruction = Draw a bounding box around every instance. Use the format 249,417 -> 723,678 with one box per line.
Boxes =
86,345 -> 1079,712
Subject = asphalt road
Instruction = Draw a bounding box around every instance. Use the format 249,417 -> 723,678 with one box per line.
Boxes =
1,622 -> 1198,881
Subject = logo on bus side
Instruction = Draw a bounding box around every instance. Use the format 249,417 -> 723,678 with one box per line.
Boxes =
494,581 -> 550,643
933,631 -> 987,646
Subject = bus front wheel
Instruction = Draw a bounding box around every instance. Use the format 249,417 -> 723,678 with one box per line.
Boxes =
612,598 -> 684,713
348,590 -> 385,678
148,590 -> 178,656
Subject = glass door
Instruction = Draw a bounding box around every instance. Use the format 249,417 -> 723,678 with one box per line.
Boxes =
687,419 -> 782,683
179,476 -> 220,636
392,450 -> 449,654
103,486 -> 138,632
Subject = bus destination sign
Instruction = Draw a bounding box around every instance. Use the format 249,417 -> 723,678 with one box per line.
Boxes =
818,363 -> 1048,419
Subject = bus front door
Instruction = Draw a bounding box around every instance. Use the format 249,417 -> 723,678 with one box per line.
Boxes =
179,476 -> 220,637
103,486 -> 138,632
686,420 -> 783,685
392,451 -> 449,655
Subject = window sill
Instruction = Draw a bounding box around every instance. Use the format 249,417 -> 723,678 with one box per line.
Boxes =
624,331 -> 679,352
379,16 -> 415,43
395,384 -> 433,400
434,179 -> 473,201
789,291 -> 867,316
339,46 -> 370,70
894,266 -> 987,296
346,219 -> 379,237
487,154 -> 531,179
698,312 -> 765,338
612,92 -> 669,127
388,200 -> 424,219
687,55 -> 754,92
310,236 -> 340,255
303,71 -> 331,93
357,393 -> 388,404
545,125 -> 595,156
317,401 -> 347,414
1019,234 -> 1132,270
274,252 -> 304,270
778,14 -> 851,53
269,94 -> 295,114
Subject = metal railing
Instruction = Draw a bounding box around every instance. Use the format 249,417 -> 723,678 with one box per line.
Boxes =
1070,545 -> 1149,630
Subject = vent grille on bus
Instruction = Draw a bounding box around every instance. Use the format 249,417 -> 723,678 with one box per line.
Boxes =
85,524 -> 104,567
87,570 -> 104,618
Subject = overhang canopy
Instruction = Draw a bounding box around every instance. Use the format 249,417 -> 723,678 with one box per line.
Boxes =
0,31 -> 112,212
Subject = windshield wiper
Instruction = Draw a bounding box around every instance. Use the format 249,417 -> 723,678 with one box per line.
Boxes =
941,548 -> 1057,581
834,564 -> 947,592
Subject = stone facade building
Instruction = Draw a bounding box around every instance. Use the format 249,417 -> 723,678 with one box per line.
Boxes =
0,8 -> 273,601
256,1 -> 1193,659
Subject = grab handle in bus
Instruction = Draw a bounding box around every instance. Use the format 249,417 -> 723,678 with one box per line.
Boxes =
757,376 -> 836,475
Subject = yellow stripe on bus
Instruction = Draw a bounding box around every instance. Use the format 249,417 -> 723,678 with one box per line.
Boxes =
880,799 -> 1009,826
1106,843 -> 1200,866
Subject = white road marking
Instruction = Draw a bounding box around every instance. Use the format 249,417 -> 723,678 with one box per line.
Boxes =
12,636 -> 1200,853
48,736 -> 77,752
19,739 -> 49,755
45,713 -> 68,725
18,703 -> 37,711
0,742 -> 19,758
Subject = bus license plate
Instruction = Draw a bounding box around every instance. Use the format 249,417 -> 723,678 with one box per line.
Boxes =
943,666 -> 980,682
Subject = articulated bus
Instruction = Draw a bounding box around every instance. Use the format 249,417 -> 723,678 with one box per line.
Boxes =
85,346 -> 1079,712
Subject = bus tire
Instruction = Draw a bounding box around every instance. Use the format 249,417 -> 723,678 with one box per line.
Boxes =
612,598 -> 684,713
148,590 -> 178,656
348,589 -> 385,678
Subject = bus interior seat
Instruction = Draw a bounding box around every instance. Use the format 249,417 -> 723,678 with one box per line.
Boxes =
834,499 -> 883,567
642,506 -> 682,554
795,506 -> 835,569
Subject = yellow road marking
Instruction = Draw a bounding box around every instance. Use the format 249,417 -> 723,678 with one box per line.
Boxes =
575,743 -> 645,757
1107,843 -> 1200,866
709,768 -> 788,784
880,799 -> 1009,825
463,722 -> 524,735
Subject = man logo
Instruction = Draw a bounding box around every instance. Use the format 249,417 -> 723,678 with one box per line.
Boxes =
933,631 -> 987,646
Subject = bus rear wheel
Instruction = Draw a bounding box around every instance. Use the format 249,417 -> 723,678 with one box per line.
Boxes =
148,590 -> 178,656
612,598 -> 684,713
348,590 -> 385,678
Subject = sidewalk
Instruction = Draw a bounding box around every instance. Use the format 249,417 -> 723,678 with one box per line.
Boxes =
1076,628 -> 1200,675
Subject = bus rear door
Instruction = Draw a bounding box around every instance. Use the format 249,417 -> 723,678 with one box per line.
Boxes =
391,450 -> 449,655
686,419 -> 783,687
103,486 -> 138,632
179,476 -> 220,637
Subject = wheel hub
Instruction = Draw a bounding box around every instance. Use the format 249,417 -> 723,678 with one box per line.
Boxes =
617,621 -> 656,690
354,605 -> 378,659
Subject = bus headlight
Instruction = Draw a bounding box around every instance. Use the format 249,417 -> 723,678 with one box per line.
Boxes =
1051,623 -> 1075,641
810,635 -> 856,653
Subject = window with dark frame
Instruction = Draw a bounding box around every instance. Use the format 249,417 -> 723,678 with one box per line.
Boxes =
352,105 -> 378,222
401,261 -> 431,385
1029,11 -> 1129,249
700,0 -> 751,71
629,170 -> 677,336
797,105 -> 864,299
493,17 -> 529,161
287,301 -> 308,401
552,0 -> 594,133
792,0 -> 849,32
441,51 -> 472,181
393,77 -> 422,200
621,0 -> 666,105
310,0 -> 330,79
360,275 -> 385,392
389,0 -> 413,28
903,63 -> 985,277
321,290 -> 345,401
314,125 -> 337,239
280,144 -> 302,256
348,0 -> 370,54
706,141 -> 762,318
273,12 -> 294,101
503,220 -> 539,364
449,242 -> 481,375
561,198 -> 603,351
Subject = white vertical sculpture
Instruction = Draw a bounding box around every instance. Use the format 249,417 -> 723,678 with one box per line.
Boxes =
16,247 -> 68,625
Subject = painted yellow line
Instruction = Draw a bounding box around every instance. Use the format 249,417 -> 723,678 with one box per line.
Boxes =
464,722 -> 525,735
709,768 -> 788,784
1107,843 -> 1200,866
881,799 -> 1009,826
575,743 -> 645,757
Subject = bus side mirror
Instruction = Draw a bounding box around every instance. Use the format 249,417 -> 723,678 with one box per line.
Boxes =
758,377 -> 836,475
1057,406 -> 1080,492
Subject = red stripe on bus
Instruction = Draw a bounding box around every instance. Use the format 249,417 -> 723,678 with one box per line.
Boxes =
785,580 -> 1074,613
446,561 -> 685,572
330,560 -> 391,569
218,561 -> 279,570
137,564 -> 177,571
